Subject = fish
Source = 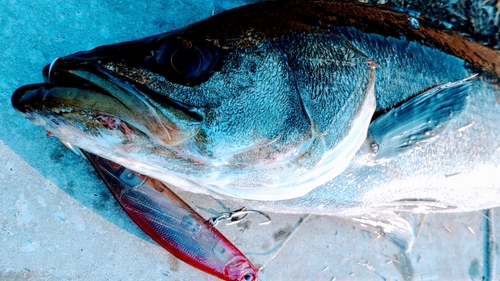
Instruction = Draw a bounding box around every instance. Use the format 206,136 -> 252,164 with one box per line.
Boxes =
83,150 -> 260,281
10,0 -> 500,247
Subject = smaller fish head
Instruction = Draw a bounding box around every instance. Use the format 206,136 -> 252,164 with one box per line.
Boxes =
224,256 -> 259,281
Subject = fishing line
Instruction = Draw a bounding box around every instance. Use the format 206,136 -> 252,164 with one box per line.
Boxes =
474,209 -> 500,231
255,214 -> 310,271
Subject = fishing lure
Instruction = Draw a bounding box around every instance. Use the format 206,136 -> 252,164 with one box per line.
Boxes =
84,150 -> 260,281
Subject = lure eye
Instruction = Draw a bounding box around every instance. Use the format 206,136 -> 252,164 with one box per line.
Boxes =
155,37 -> 221,86
241,274 -> 255,281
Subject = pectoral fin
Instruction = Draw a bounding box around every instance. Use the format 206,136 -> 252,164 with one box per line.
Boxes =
368,76 -> 474,160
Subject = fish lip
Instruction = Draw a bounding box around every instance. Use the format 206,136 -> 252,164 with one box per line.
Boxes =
11,58 -> 141,140
11,82 -> 134,139
11,83 -> 42,113
11,64 -> 110,114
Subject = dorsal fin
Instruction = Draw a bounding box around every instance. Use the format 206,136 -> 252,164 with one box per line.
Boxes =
368,76 -> 475,161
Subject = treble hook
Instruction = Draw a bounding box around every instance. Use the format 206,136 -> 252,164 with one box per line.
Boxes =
208,207 -> 271,227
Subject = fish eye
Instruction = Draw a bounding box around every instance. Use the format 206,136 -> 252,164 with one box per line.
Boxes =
154,37 -> 221,86
241,274 -> 254,281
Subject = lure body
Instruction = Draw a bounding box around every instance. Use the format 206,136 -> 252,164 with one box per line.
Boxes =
84,151 -> 259,281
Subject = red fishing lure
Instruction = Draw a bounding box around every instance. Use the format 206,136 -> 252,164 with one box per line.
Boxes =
84,151 -> 259,281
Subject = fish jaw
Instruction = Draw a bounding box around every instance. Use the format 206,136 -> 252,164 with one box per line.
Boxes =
11,58 -> 202,149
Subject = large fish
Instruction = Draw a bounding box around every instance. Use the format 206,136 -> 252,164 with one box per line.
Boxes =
11,0 -> 500,224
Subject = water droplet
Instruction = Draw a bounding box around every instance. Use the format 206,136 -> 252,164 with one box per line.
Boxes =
408,17 -> 419,29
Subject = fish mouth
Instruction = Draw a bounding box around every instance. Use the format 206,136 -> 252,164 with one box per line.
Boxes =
12,57 -> 201,146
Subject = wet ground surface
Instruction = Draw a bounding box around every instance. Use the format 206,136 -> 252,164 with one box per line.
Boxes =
1,0 -> 499,280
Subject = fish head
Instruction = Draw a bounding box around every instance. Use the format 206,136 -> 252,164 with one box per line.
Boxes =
11,34 -> 214,152
12,27 -> 376,199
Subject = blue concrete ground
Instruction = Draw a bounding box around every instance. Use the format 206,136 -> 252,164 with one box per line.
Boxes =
1,0 -> 498,280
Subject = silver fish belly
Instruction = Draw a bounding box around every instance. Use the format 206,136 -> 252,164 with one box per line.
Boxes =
11,1 -> 500,215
